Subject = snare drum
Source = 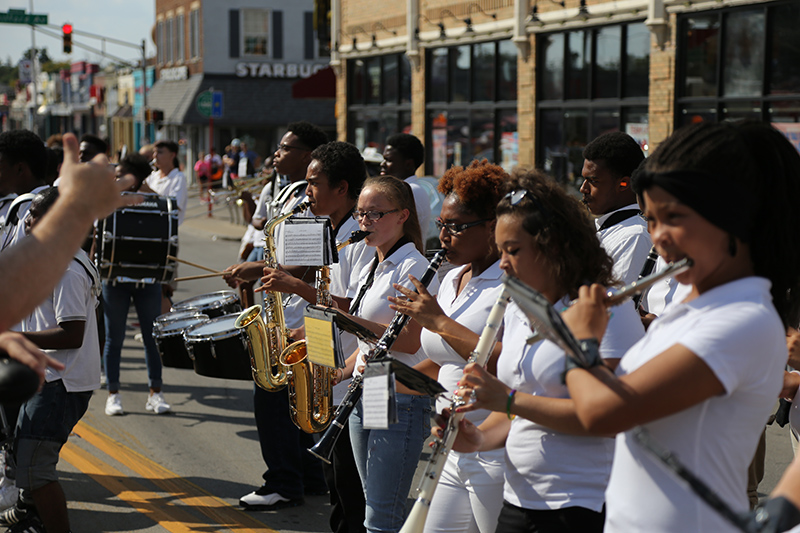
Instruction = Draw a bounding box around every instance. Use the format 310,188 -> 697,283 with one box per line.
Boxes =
183,314 -> 253,381
171,291 -> 242,319
152,312 -> 209,369
97,192 -> 179,283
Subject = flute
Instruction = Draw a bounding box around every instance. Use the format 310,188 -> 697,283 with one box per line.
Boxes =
308,249 -> 447,463
400,289 -> 510,533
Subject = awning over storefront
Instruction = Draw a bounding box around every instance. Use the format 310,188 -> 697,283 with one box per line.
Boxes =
146,73 -> 335,127
292,66 -> 335,99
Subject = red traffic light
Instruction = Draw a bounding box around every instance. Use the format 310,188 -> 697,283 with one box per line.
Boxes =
62,23 -> 73,34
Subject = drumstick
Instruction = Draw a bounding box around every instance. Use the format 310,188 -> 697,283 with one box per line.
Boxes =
167,255 -> 222,274
173,272 -> 228,282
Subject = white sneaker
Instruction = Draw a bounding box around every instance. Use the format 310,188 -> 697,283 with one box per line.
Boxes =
134,333 -> 144,343
0,483 -> 18,512
105,393 -> 124,416
145,392 -> 171,414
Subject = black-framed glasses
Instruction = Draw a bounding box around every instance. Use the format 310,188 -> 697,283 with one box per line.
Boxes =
504,189 -> 552,220
352,209 -> 400,222
276,143 -> 310,153
435,218 -> 491,236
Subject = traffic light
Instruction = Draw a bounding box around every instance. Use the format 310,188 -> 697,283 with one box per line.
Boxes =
62,23 -> 73,54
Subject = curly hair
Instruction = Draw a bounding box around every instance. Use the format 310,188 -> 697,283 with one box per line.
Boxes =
310,141 -> 367,200
363,175 -> 423,253
0,129 -> 46,184
438,159 -> 507,220
288,121 -> 329,151
497,168 -> 616,298
636,121 -> 800,326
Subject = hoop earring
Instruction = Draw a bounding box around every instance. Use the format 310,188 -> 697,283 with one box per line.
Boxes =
728,234 -> 737,257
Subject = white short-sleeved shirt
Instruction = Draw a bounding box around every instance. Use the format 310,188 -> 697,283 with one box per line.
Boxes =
420,261 -> 504,425
0,193 -> 16,228
497,295 -> 644,512
145,168 -> 188,225
22,250 -> 101,392
404,175 -> 432,245
640,255 -> 693,316
242,182 -> 274,249
353,241 -> 440,374
1,185 -> 48,252
595,204 -> 652,285
605,277 -> 786,533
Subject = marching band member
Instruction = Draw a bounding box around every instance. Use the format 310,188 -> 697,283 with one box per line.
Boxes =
449,169 -> 644,533
339,175 -> 439,533
388,160 -> 507,533
561,121 -> 800,532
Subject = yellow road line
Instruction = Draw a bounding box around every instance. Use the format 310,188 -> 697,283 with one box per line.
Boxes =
63,421 -> 276,532
61,443 -> 200,533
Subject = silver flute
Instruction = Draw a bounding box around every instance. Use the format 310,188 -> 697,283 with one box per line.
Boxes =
399,289 -> 510,533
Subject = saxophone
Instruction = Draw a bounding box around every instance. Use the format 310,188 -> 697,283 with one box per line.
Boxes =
235,200 -> 311,391
280,230 -> 370,433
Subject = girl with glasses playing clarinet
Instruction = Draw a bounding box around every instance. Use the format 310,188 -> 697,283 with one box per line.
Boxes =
559,121 -> 800,532
448,169 -> 645,533
337,175 -> 439,533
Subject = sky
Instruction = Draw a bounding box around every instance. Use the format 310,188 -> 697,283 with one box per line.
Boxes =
0,0 -> 156,66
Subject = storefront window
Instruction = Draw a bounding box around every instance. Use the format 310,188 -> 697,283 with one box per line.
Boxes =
770,3 -> 800,95
595,26 -> 620,99
722,10 -> 764,97
426,40 -> 518,175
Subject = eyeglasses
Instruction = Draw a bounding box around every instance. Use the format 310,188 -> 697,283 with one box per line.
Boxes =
435,218 -> 491,236
504,189 -> 552,220
276,143 -> 310,153
352,209 -> 400,222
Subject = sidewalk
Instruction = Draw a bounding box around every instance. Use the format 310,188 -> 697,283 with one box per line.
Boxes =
181,190 -> 247,242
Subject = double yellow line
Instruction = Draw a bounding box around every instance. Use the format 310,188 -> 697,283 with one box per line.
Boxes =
61,422 -> 276,532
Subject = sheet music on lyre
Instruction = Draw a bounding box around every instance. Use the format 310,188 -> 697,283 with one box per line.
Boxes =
282,217 -> 335,266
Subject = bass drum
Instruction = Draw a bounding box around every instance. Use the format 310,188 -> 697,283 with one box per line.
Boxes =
184,314 -> 253,381
152,312 -> 209,369
97,192 -> 179,283
171,291 -> 242,319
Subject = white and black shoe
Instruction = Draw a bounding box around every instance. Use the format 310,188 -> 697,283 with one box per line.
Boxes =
239,487 -> 303,510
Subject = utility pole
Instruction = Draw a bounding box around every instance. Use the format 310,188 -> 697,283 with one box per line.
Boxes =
29,0 -> 37,132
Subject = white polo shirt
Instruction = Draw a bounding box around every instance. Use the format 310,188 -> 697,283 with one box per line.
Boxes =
606,276 -> 785,533
22,250 -> 101,392
420,260 -> 504,425
595,204 -> 652,285
498,295 -> 644,512
353,241 -> 440,374
404,175 -> 433,245
146,168 -> 188,225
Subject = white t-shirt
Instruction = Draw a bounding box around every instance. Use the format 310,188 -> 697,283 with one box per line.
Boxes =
420,261 -> 504,425
353,241 -> 440,374
640,255 -> 693,316
1,185 -> 48,251
404,175 -> 433,246
498,295 -> 644,511
595,204 -> 652,285
22,250 -> 101,392
0,193 -> 16,228
240,182 -> 273,250
145,168 -> 188,225
605,276 -> 786,533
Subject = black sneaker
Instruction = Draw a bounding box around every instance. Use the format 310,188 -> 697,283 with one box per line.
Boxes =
0,503 -> 29,528
5,512 -> 44,533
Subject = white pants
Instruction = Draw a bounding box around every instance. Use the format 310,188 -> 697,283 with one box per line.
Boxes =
423,448 -> 506,533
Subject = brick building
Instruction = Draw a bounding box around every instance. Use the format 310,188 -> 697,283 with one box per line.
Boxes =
331,0 -> 800,182
149,0 -> 335,172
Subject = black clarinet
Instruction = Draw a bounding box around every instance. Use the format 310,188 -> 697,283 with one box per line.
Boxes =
309,249 -> 447,463
632,246 -> 660,309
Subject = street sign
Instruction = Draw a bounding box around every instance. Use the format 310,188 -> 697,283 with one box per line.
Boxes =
0,9 -> 48,25
196,90 -> 223,119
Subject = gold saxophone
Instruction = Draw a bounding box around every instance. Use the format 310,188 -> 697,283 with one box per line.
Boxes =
235,200 -> 311,391
280,230 -> 370,433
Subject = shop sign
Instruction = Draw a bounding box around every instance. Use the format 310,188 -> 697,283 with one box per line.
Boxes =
235,62 -> 326,79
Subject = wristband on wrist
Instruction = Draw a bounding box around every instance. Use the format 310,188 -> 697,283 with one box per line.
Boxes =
506,389 -> 517,420
562,338 -> 604,384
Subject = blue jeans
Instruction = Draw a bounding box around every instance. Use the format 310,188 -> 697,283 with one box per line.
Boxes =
350,393 -> 431,533
102,281 -> 163,391
253,385 -> 327,500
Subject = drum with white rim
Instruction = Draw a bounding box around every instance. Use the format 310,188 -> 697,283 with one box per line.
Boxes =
183,314 -> 253,380
152,312 -> 209,369
171,291 -> 242,319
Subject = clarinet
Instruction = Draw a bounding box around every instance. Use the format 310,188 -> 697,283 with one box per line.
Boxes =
400,289 -> 509,533
632,245 -> 660,309
308,249 -> 447,463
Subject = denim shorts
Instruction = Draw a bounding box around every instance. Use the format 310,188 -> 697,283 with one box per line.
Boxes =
15,380 -> 91,490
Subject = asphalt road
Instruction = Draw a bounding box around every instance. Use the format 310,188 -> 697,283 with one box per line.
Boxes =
56,191 -> 797,532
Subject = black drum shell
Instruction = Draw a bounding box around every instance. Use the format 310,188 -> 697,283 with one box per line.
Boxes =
184,315 -> 252,381
153,314 -> 209,370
